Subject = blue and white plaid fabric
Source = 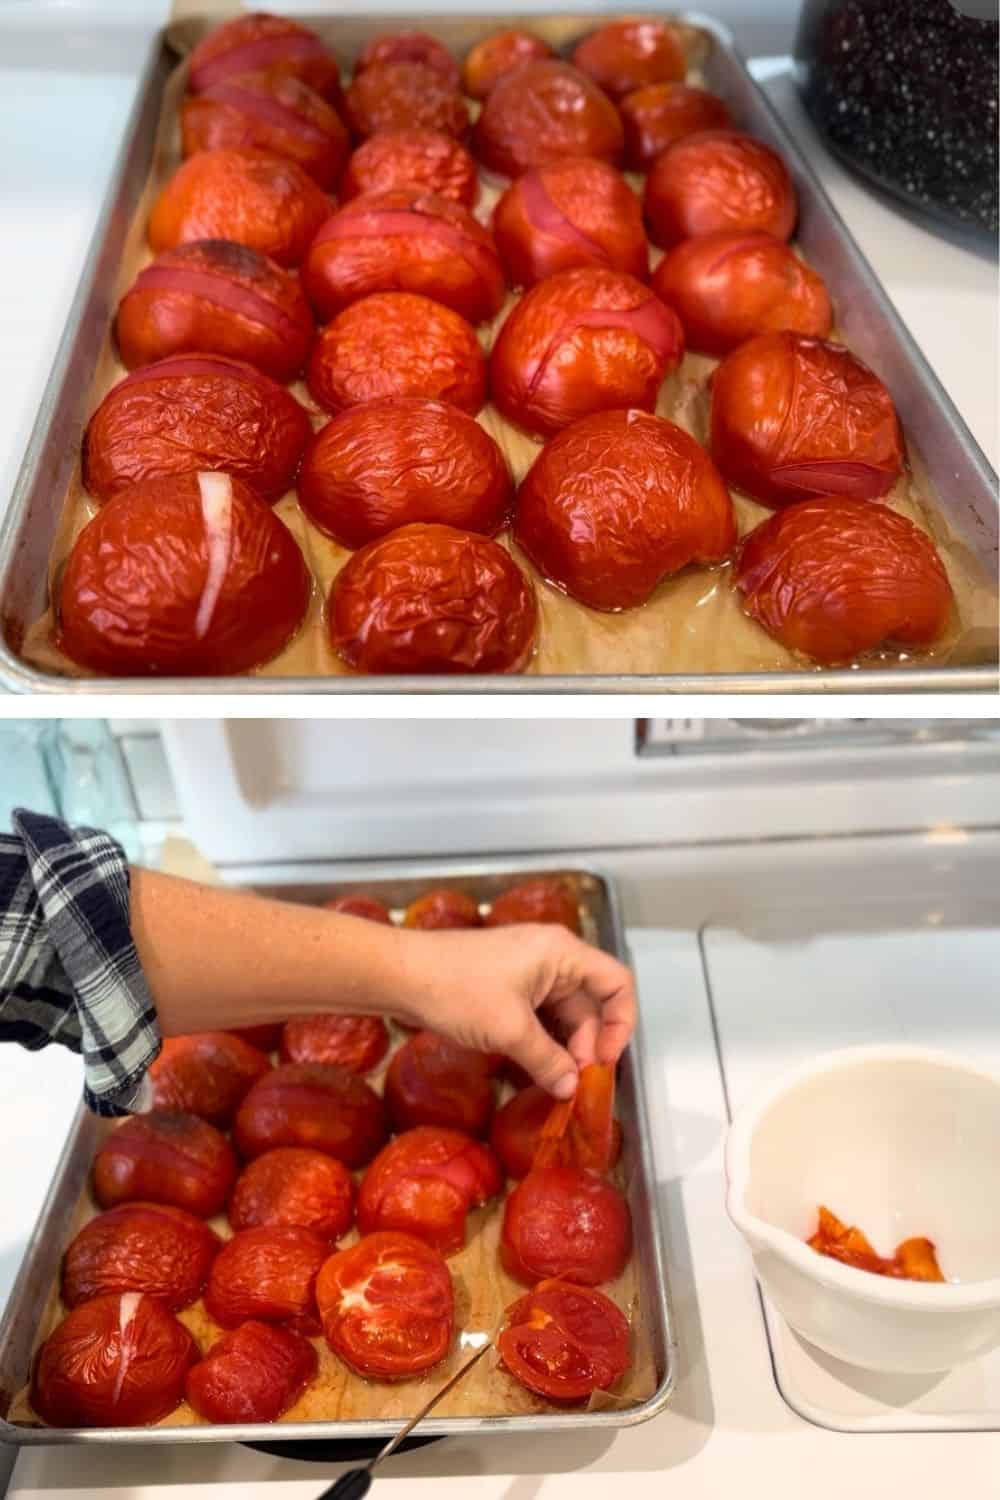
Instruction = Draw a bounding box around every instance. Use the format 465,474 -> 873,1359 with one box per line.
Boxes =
0,810 -> 160,1115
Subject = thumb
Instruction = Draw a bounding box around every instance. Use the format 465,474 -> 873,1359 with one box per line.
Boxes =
507,1014 -> 578,1100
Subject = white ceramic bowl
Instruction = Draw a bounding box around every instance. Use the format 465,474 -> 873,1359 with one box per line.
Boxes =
725,1046 -> 1000,1373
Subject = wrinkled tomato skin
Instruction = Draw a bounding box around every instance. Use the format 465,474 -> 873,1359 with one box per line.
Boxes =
354,31 -> 460,89
403,889 -> 482,930
229,1147 -> 355,1239
185,1319 -> 317,1424
735,497 -> 953,665
358,1125 -> 503,1253
515,408 -> 736,611
181,72 -> 349,190
31,1293 -> 197,1429
93,1111 -> 237,1219
204,1226 -> 328,1334
187,14 -> 345,112
493,158 -> 648,290
462,31 -> 554,100
307,295 -> 487,416
341,130 -> 478,207
234,1061 -> 388,1168
280,1014 -> 390,1073
710,332 -> 905,509
115,240 -> 314,382
149,1032 -> 271,1126
58,472 -> 311,678
485,877 -> 581,933
345,61 -> 468,140
61,1203 -> 220,1312
572,19 -> 686,100
325,894 -> 393,923
472,61 -> 625,179
645,130 -> 797,249
620,82 -> 733,171
652,232 -> 832,356
229,1023 -> 283,1052
384,1030 -> 496,1137
329,523 -> 538,676
491,267 -> 683,439
316,1230 -> 455,1380
501,1167 -> 632,1286
302,188 -> 505,325
490,1086 -> 623,1179
499,1279 -> 631,1403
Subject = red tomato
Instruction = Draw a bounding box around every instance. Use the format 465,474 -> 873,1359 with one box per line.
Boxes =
644,130 -> 797,249
316,1230 -> 454,1380
31,1292 -> 197,1428
493,158 -> 648,290
358,1125 -> 503,1253
572,19 -> 686,99
341,130 -> 478,207
533,1063 -> 618,1174
491,267 -> 683,438
385,1030 -> 496,1137
58,472 -> 310,678
499,1279 -> 630,1403
345,61 -> 468,140
403,889 -> 482,930
148,148 -> 331,268
652,232 -> 832,356
186,1319 -> 317,1423
515,408 -> 736,610
149,1032 -> 271,1126
307,296 -> 487,416
491,1084 -> 623,1179
93,1111 -> 237,1219
620,82 -> 733,171
500,1166 -> 632,1286
735,496 -> 953,665
187,14 -> 344,111
280,1014 -> 389,1073
181,72 -> 349,190
329,523 -> 538,676
302,189 -> 505,325
462,31 -> 554,100
325,894 -> 393,923
115,240 -> 314,382
228,1147 -> 355,1239
205,1225 -> 328,1333
485,877 -> 582,933
229,1023 -> 283,1052
61,1203 -> 220,1311
710,332 -> 905,508
354,31 -> 460,89
472,61 -> 625,178
234,1061 -> 388,1167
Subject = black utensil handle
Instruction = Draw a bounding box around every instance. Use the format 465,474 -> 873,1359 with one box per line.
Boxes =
315,1466 -> 372,1500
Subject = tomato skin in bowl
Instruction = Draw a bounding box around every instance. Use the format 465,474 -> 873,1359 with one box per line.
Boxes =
619,82 -> 733,171
462,30 -> 554,100
499,1279 -> 631,1403
644,130 -> 797,249
571,18 -> 686,100
185,1320 -> 318,1424
472,61 -> 625,179
358,1125 -> 503,1253
186,13 -> 345,111
180,71 -> 349,190
501,1165 -> 632,1286
492,157 -> 648,289
341,129 -> 478,207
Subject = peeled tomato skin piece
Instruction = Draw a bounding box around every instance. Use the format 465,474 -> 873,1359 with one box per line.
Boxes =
492,157 -> 649,289
471,60 -> 625,179
571,18 -> 687,100
644,130 -> 797,250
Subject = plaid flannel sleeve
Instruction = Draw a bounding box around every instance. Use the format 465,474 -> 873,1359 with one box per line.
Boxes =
0,810 -> 160,1115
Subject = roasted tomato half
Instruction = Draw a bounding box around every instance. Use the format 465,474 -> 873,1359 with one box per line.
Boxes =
358,1125 -> 503,1253
229,1146 -> 355,1239
491,1083 -> 623,1180
329,523 -> 538,676
93,1111 -> 237,1219
644,130 -> 797,249
403,888 -> 482,930
316,1230 -> 455,1380
61,1203 -> 220,1312
82,354 -> 311,504
485,877 -> 581,933
280,1014 -> 390,1073
354,30 -> 460,89
32,1293 -> 197,1429
619,82 -> 733,171
115,239 -> 314,382
735,496 -> 953,665
515,408 -> 736,610
186,1319 -> 317,1424
462,30 -> 554,100
710,332 -> 905,508
204,1225 -> 328,1334
341,129 -> 478,207
345,61 -> 468,140
472,61 -> 625,178
307,294 -> 487,416
499,1279 -> 631,1403
532,1063 -> 619,1174
181,71 -> 349,189
501,1166 -> 632,1286
187,13 -> 344,111
384,1030 -> 496,1137
58,472 -> 310,678
302,188 -> 505,325
493,158 -> 648,289
234,1061 -> 388,1167
149,148 -> 331,268
149,1031 -> 271,1126
325,894 -> 394,923
572,19 -> 686,99
229,1023 -> 283,1052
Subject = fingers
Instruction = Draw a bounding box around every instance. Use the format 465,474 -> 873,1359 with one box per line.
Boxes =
553,938 -> 637,1065
505,1011 -> 579,1099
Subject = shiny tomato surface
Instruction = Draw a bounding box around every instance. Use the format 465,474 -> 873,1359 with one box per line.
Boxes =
61,1203 -> 220,1312
307,294 -> 486,415
619,82 -> 733,170
185,1319 -> 318,1424
229,1023 -> 283,1052
58,472 -> 310,678
358,1125 -> 503,1253
500,1166 -> 632,1286
31,1293 -> 197,1429
341,129 -> 478,206
329,523 -> 538,676
493,158 -> 648,289
187,13 -> 344,110
115,239 -> 314,382
204,1225 -> 328,1333
735,496 -> 953,665
384,1030 -> 496,1136
149,1031 -> 271,1126
572,19 -> 686,99
472,61 -> 624,178
499,1279 -> 630,1403
652,232 -> 832,356
316,1230 -> 454,1380
515,408 -> 736,610
485,877 -> 581,933
234,1061 -> 388,1167
532,1063 -> 618,1174
93,1111 -> 237,1219
280,1013 -> 390,1073
491,1082 -> 623,1179
228,1146 -> 355,1239
325,894 -> 393,923
644,130 -> 797,249
354,30 -> 460,88
345,61 -> 468,139
403,888 -> 482,929
462,30 -> 554,99
181,72 -> 348,190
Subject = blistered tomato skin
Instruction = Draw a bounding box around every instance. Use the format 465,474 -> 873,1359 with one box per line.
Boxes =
493,158 -> 648,289
204,1226 -> 329,1334
645,130 -> 797,249
619,82 -> 733,171
499,1279 -> 631,1403
229,1147 -> 355,1238
92,1111 -> 237,1219
345,61 -> 468,140
358,1125 -> 503,1253
234,1061 -> 388,1168
462,31 -> 554,100
385,1031 -> 496,1137
325,894 -> 393,923
180,72 -> 349,189
280,1014 -> 390,1073
735,497 -> 953,665
572,19 -> 686,99
354,31 -> 460,89
185,1320 -> 318,1424
186,14 -> 345,111
341,130 -> 478,207
61,1203 -> 220,1311
652,232 -> 832,356
149,1032 -> 271,1126
485,877 -> 581,933
501,1166 -> 633,1286
403,888 -> 482,929
472,61 -> 625,179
